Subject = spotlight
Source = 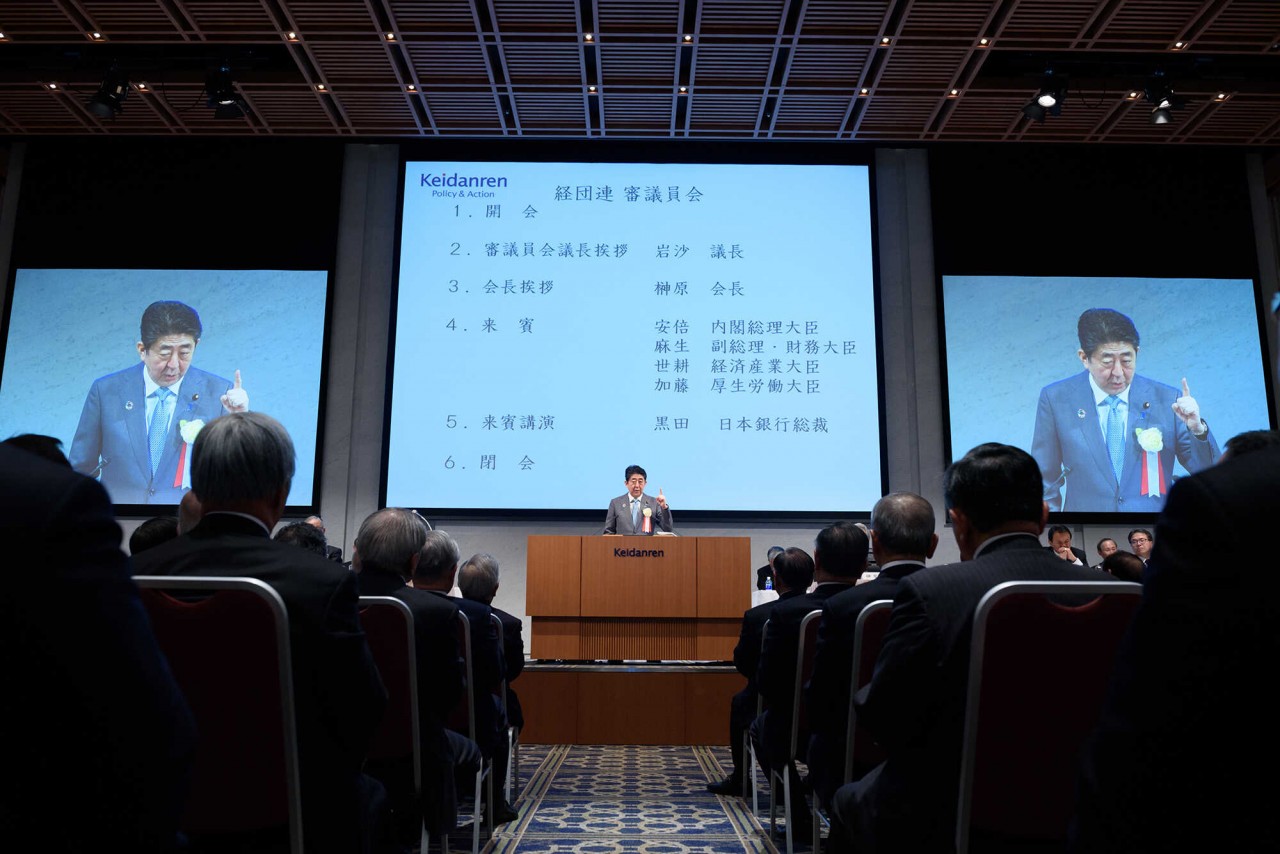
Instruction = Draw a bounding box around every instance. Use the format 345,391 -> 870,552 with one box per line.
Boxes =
1022,72 -> 1066,123
86,65 -> 129,118
205,65 -> 247,119
1145,76 -> 1182,125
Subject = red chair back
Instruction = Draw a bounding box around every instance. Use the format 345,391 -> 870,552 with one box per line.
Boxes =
135,576 -> 301,851
446,611 -> 475,739
788,610 -> 823,756
358,597 -> 419,776
844,599 -> 892,782
956,581 -> 1141,854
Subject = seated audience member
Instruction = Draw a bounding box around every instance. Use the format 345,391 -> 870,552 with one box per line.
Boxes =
752,524 -> 868,841
352,509 -> 477,841
1100,550 -> 1145,583
410,531 -> 515,824
177,489 -> 203,534
1127,528 -> 1154,567
707,542 -> 815,796
1074,444 -> 1280,852
1091,537 -> 1118,571
132,412 -> 388,854
306,514 -> 346,563
1,442 -> 195,851
806,493 -> 937,805
827,443 -> 1117,854
1046,524 -> 1087,564
459,553 -> 526,800
274,520 -> 330,558
1219,427 -> 1280,461
756,545 -> 785,590
2,432 -> 71,467
129,515 -> 180,555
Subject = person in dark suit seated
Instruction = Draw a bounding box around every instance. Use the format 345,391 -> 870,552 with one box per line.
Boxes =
1073,442 -> 1280,853
806,492 -> 937,806
2,432 -> 72,466
409,531 -> 516,824
752,523 -> 869,841
1,442 -> 195,852
1090,537 -> 1118,571
707,543 -> 814,796
306,514 -> 346,563
1046,524 -> 1088,565
129,514 -> 180,555
1126,528 -> 1154,568
274,519 -> 330,558
827,443 -> 1117,854
132,412 -> 388,854
352,508 -> 479,843
755,545 -> 785,590
459,553 -> 526,802
1099,549 -> 1144,583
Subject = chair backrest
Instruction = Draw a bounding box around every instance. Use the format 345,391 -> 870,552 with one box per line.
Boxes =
755,619 -> 770,715
358,596 -> 420,790
134,576 -> 302,853
843,599 -> 893,783
446,610 -> 476,740
490,612 -> 509,723
955,580 -> 1142,854
787,610 -> 823,758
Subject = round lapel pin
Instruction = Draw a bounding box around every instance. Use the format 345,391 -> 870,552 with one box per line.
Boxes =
125,400 -> 134,410
1076,408 -> 1086,419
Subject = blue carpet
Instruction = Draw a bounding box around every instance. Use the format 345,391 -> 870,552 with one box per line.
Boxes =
478,744 -> 815,853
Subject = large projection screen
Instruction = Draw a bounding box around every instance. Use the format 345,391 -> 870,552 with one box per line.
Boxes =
942,275 -> 1272,518
0,268 -> 329,508
387,160 -> 881,513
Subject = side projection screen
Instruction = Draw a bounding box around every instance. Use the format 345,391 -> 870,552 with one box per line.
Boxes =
387,160 -> 881,513
0,268 -> 329,508
942,275 -> 1272,516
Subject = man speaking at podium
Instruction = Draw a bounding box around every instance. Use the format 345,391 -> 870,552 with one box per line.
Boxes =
602,464 -> 673,535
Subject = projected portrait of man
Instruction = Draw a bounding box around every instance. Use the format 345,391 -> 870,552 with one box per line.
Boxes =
1031,308 -> 1219,513
69,300 -> 249,504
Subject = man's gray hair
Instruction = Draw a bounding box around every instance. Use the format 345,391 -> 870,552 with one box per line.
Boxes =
870,492 -> 936,555
190,412 -> 295,505
416,529 -> 461,581
458,553 -> 500,603
355,508 -> 429,578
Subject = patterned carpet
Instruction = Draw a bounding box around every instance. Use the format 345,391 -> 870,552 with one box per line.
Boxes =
473,744 -> 812,854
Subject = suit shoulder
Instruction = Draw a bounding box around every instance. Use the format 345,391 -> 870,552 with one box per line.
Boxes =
91,364 -> 144,388
1039,372 -> 1089,399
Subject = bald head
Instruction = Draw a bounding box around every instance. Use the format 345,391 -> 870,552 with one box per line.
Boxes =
870,492 -> 938,564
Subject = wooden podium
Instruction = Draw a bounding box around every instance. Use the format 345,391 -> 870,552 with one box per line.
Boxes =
526,535 -> 750,661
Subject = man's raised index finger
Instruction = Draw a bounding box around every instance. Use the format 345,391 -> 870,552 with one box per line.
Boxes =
234,369 -> 242,389
1181,377 -> 1191,398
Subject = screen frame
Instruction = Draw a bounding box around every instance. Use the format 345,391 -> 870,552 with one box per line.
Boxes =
0,264 -> 336,517
381,139 -> 887,523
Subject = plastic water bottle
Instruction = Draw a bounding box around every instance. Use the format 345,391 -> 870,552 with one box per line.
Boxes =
764,576 -> 773,591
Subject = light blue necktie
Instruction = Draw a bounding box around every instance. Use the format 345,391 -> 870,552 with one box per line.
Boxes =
631,497 -> 640,530
1104,395 -> 1125,483
148,387 -> 173,476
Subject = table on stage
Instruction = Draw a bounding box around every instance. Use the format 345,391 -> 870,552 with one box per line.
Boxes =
525,535 -> 751,661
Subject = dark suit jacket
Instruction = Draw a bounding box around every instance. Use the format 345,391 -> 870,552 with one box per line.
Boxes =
602,492 -> 673,534
492,605 -> 525,729
756,582 -> 854,760
69,364 -> 234,504
0,444 -> 195,851
734,589 -> 804,688
1031,372 -> 1219,512
358,569 -> 464,836
1074,447 -> 1280,852
133,512 -> 387,852
807,563 -> 926,750
845,534 -> 1116,852
425,591 -> 505,756
1045,545 -> 1089,565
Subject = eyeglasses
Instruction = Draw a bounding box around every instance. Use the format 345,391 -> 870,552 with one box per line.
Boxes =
1129,537 -> 1150,545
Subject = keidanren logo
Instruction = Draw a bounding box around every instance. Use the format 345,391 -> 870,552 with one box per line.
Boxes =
614,548 -> 665,557
420,171 -> 508,188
